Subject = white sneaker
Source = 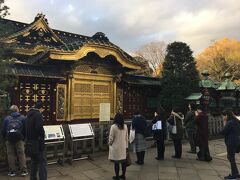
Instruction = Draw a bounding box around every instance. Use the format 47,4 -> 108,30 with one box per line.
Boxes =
20,171 -> 28,176
8,171 -> 16,177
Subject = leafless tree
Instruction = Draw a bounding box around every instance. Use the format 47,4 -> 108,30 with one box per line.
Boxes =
135,41 -> 166,76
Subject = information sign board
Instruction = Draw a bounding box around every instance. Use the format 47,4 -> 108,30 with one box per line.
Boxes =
43,125 -> 64,140
99,103 -> 110,121
69,123 -> 94,138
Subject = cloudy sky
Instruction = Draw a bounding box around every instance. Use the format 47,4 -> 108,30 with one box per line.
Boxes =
5,0 -> 240,55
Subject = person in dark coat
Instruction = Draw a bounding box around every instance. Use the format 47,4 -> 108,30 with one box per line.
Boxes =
167,107 -> 184,159
195,105 -> 212,162
132,112 -> 147,165
184,103 -> 197,153
26,101 -> 47,180
152,106 -> 167,160
220,110 -> 240,180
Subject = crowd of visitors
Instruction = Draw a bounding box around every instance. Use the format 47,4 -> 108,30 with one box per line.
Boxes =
1,101 -> 46,180
108,104 -> 240,180
1,101 -> 240,180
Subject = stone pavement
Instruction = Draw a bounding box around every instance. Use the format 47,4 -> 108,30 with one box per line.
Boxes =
0,139 -> 238,180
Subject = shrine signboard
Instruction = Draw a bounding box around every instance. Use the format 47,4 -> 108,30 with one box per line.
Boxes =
69,123 -> 94,138
43,125 -> 65,140
99,103 -> 110,121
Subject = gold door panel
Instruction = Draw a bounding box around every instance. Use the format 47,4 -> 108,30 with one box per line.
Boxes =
73,81 -> 92,119
71,74 -> 114,120
92,82 -> 111,118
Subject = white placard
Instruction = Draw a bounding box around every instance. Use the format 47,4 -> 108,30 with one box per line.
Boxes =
43,125 -> 64,140
152,121 -> 162,130
69,123 -> 94,138
99,103 -> 110,121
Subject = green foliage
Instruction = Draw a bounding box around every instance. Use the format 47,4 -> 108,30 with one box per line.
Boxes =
0,0 -> 17,103
0,0 -> 9,18
0,0 -> 11,162
159,42 -> 200,112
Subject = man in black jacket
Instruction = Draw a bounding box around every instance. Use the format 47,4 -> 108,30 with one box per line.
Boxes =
220,110 -> 240,180
26,101 -> 47,180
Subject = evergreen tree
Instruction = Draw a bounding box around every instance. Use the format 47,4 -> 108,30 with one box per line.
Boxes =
0,0 -> 16,112
0,0 -> 16,163
159,42 -> 199,112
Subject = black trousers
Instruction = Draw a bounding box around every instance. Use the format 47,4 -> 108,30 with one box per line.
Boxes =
114,160 -> 127,177
227,146 -> 239,177
186,129 -> 196,152
156,140 -> 165,159
197,146 -> 212,161
173,139 -> 182,158
30,151 -> 47,180
136,151 -> 145,164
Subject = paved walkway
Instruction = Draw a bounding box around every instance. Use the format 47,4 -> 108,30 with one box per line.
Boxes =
0,139 -> 238,180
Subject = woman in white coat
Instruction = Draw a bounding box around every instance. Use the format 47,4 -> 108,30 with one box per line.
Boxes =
108,113 -> 128,180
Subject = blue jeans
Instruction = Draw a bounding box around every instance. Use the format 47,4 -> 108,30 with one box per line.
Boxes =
30,151 -> 47,180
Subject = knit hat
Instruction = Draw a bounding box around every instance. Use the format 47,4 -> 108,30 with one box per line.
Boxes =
34,101 -> 43,109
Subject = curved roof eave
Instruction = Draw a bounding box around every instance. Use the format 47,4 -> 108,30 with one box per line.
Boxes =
49,44 -> 142,70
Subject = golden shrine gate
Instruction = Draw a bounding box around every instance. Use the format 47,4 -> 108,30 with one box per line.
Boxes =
0,14 -> 161,123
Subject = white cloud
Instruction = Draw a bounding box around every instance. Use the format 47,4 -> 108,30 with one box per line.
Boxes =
4,0 -> 240,55
64,4 -> 75,14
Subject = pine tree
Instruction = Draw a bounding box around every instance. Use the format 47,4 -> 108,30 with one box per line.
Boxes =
159,42 -> 199,112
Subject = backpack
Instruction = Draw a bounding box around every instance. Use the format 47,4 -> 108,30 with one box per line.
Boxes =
6,116 -> 23,142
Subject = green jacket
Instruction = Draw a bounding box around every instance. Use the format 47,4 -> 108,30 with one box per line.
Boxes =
184,110 -> 195,130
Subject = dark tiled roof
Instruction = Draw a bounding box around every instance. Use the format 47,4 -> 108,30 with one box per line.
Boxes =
122,75 -> 161,86
0,17 -> 141,66
12,63 -> 64,79
0,18 -> 28,37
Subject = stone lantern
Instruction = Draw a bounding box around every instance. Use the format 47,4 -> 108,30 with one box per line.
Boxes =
217,73 -> 237,110
198,70 -> 219,111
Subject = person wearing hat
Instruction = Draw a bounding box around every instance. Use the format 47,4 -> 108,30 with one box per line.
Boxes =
25,101 -> 47,180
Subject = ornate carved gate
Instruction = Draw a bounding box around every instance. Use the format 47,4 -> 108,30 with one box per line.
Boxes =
18,81 -> 55,122
70,74 -> 115,120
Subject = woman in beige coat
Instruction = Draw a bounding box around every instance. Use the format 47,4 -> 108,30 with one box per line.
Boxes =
108,113 -> 128,180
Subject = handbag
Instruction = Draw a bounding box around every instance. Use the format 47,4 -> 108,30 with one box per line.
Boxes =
168,116 -> 177,134
129,124 -> 135,143
126,150 -> 132,166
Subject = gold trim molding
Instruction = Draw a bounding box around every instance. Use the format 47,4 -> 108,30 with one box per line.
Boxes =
14,44 -> 141,70
49,44 -> 141,70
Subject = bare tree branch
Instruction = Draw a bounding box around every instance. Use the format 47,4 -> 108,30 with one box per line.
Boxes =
135,41 -> 166,76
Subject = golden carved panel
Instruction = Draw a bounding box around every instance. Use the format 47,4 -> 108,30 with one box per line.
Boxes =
74,83 -> 91,93
56,84 -> 66,121
94,84 -> 109,94
70,75 -> 113,120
